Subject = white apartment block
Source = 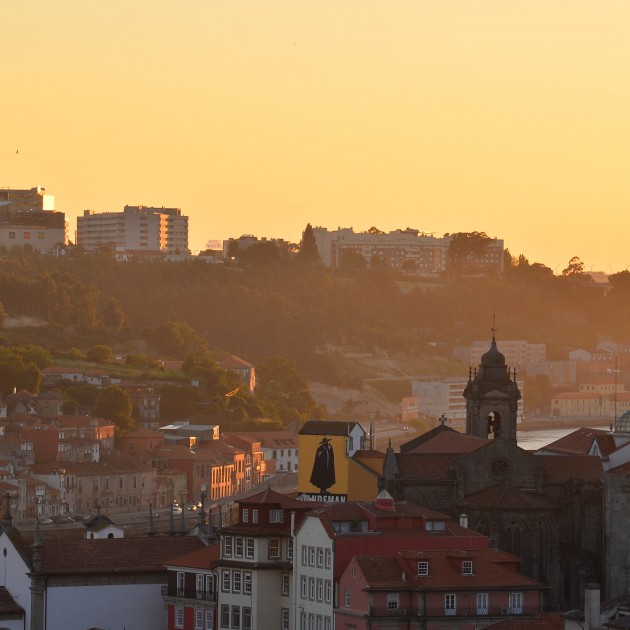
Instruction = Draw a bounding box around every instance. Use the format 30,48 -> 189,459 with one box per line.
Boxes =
453,340 -> 546,366
294,513 -> 335,630
77,205 -> 188,253
312,227 -> 505,276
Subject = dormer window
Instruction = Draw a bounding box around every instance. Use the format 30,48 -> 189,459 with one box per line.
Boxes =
418,561 -> 429,576
462,560 -> 473,575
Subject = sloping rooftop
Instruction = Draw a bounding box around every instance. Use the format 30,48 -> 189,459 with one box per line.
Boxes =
538,426 -> 616,456
165,541 -> 221,569
395,453 -> 459,481
298,420 -> 362,436
0,586 -> 24,616
456,484 -> 555,512
404,430 -> 488,454
38,536 -> 205,576
540,455 -> 603,484
217,355 -> 254,370
482,613 -> 565,629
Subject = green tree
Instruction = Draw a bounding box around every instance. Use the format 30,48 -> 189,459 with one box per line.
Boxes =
103,298 -> 127,330
158,384 -> 201,420
87,344 -> 115,363
93,385 -> 136,434
445,231 -> 495,276
562,256 -> 586,278
297,223 -> 320,264
256,356 -> 316,424
147,320 -> 206,359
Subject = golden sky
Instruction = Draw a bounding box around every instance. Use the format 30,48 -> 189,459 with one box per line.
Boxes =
3,1 -> 629,272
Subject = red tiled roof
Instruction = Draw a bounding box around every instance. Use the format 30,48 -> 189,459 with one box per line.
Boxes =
0,585 -> 25,615
217,355 -> 254,370
166,542 -> 221,569
39,536 -> 205,576
539,427 -> 616,456
540,455 -> 603,484
239,486 -> 308,510
358,548 -> 543,590
456,484 -> 555,511
395,453 -> 459,481
121,428 -> 164,439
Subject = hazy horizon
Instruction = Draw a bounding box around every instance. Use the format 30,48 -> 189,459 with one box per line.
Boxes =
3,1 -> 629,273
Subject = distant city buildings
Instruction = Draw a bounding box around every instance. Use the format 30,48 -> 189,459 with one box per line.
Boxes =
77,205 -> 189,254
453,339 -> 546,366
0,186 -> 66,251
313,227 -> 505,276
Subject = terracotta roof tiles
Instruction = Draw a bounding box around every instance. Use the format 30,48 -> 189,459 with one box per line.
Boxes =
540,455 -> 603,484
395,453 -> 459,481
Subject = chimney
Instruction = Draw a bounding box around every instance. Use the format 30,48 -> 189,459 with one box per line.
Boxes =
459,513 -> 469,528
585,583 -> 601,630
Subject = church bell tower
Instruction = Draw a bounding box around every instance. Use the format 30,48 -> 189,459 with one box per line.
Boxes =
463,334 -> 521,443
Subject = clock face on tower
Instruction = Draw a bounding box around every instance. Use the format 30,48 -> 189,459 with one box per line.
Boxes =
490,458 -> 510,479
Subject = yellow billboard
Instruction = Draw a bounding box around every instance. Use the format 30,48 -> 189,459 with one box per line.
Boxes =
297,433 -> 350,502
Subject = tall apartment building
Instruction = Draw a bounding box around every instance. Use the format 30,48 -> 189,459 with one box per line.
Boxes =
453,339 -> 546,366
0,186 -> 66,250
312,227 -> 505,276
77,205 -> 188,253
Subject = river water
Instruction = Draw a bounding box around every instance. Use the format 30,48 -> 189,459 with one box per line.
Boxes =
517,425 -> 607,451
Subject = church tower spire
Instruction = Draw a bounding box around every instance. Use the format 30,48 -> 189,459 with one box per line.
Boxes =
463,330 -> 521,443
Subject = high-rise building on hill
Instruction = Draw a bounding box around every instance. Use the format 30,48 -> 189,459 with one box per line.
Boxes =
77,205 -> 188,253
0,186 -> 66,250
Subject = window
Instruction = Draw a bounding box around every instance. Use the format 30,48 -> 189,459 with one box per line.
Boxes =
345,588 -> 351,607
233,571 -> 241,593
205,574 -> 214,597
175,606 -> 184,628
387,593 -> 399,610
309,546 -> 316,566
418,561 -> 429,576
224,536 -> 233,557
231,606 -> 240,629
324,580 -> 332,604
324,617 -> 332,630
477,592 -> 488,615
242,508 -> 249,523
242,608 -> 251,630
317,547 -> 324,567
235,537 -> 244,557
222,570 -> 231,592
288,537 -> 294,560
177,571 -> 185,596
195,609 -> 204,630
244,572 -> 252,594
269,538 -> 280,558
246,537 -> 254,559
301,576 -> 308,599
270,509 -> 284,523
252,509 -> 259,524
221,605 -> 230,628
462,560 -> 473,575
282,572 -> 290,596
309,577 -> 316,600
325,548 -> 331,569
509,592 -> 523,614
302,545 -> 308,565
8,232 -> 15,239
317,578 -> 323,602
206,609 -> 214,630
281,608 -> 290,630
444,594 -> 456,615
196,573 -> 205,598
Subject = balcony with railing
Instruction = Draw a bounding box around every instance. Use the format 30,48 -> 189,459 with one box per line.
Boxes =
161,586 -> 217,603
368,604 -> 538,619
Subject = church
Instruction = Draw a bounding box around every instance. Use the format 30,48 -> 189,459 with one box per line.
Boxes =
380,335 -> 604,610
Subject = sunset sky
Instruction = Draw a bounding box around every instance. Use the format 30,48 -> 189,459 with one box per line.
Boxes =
3,1 -> 629,273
